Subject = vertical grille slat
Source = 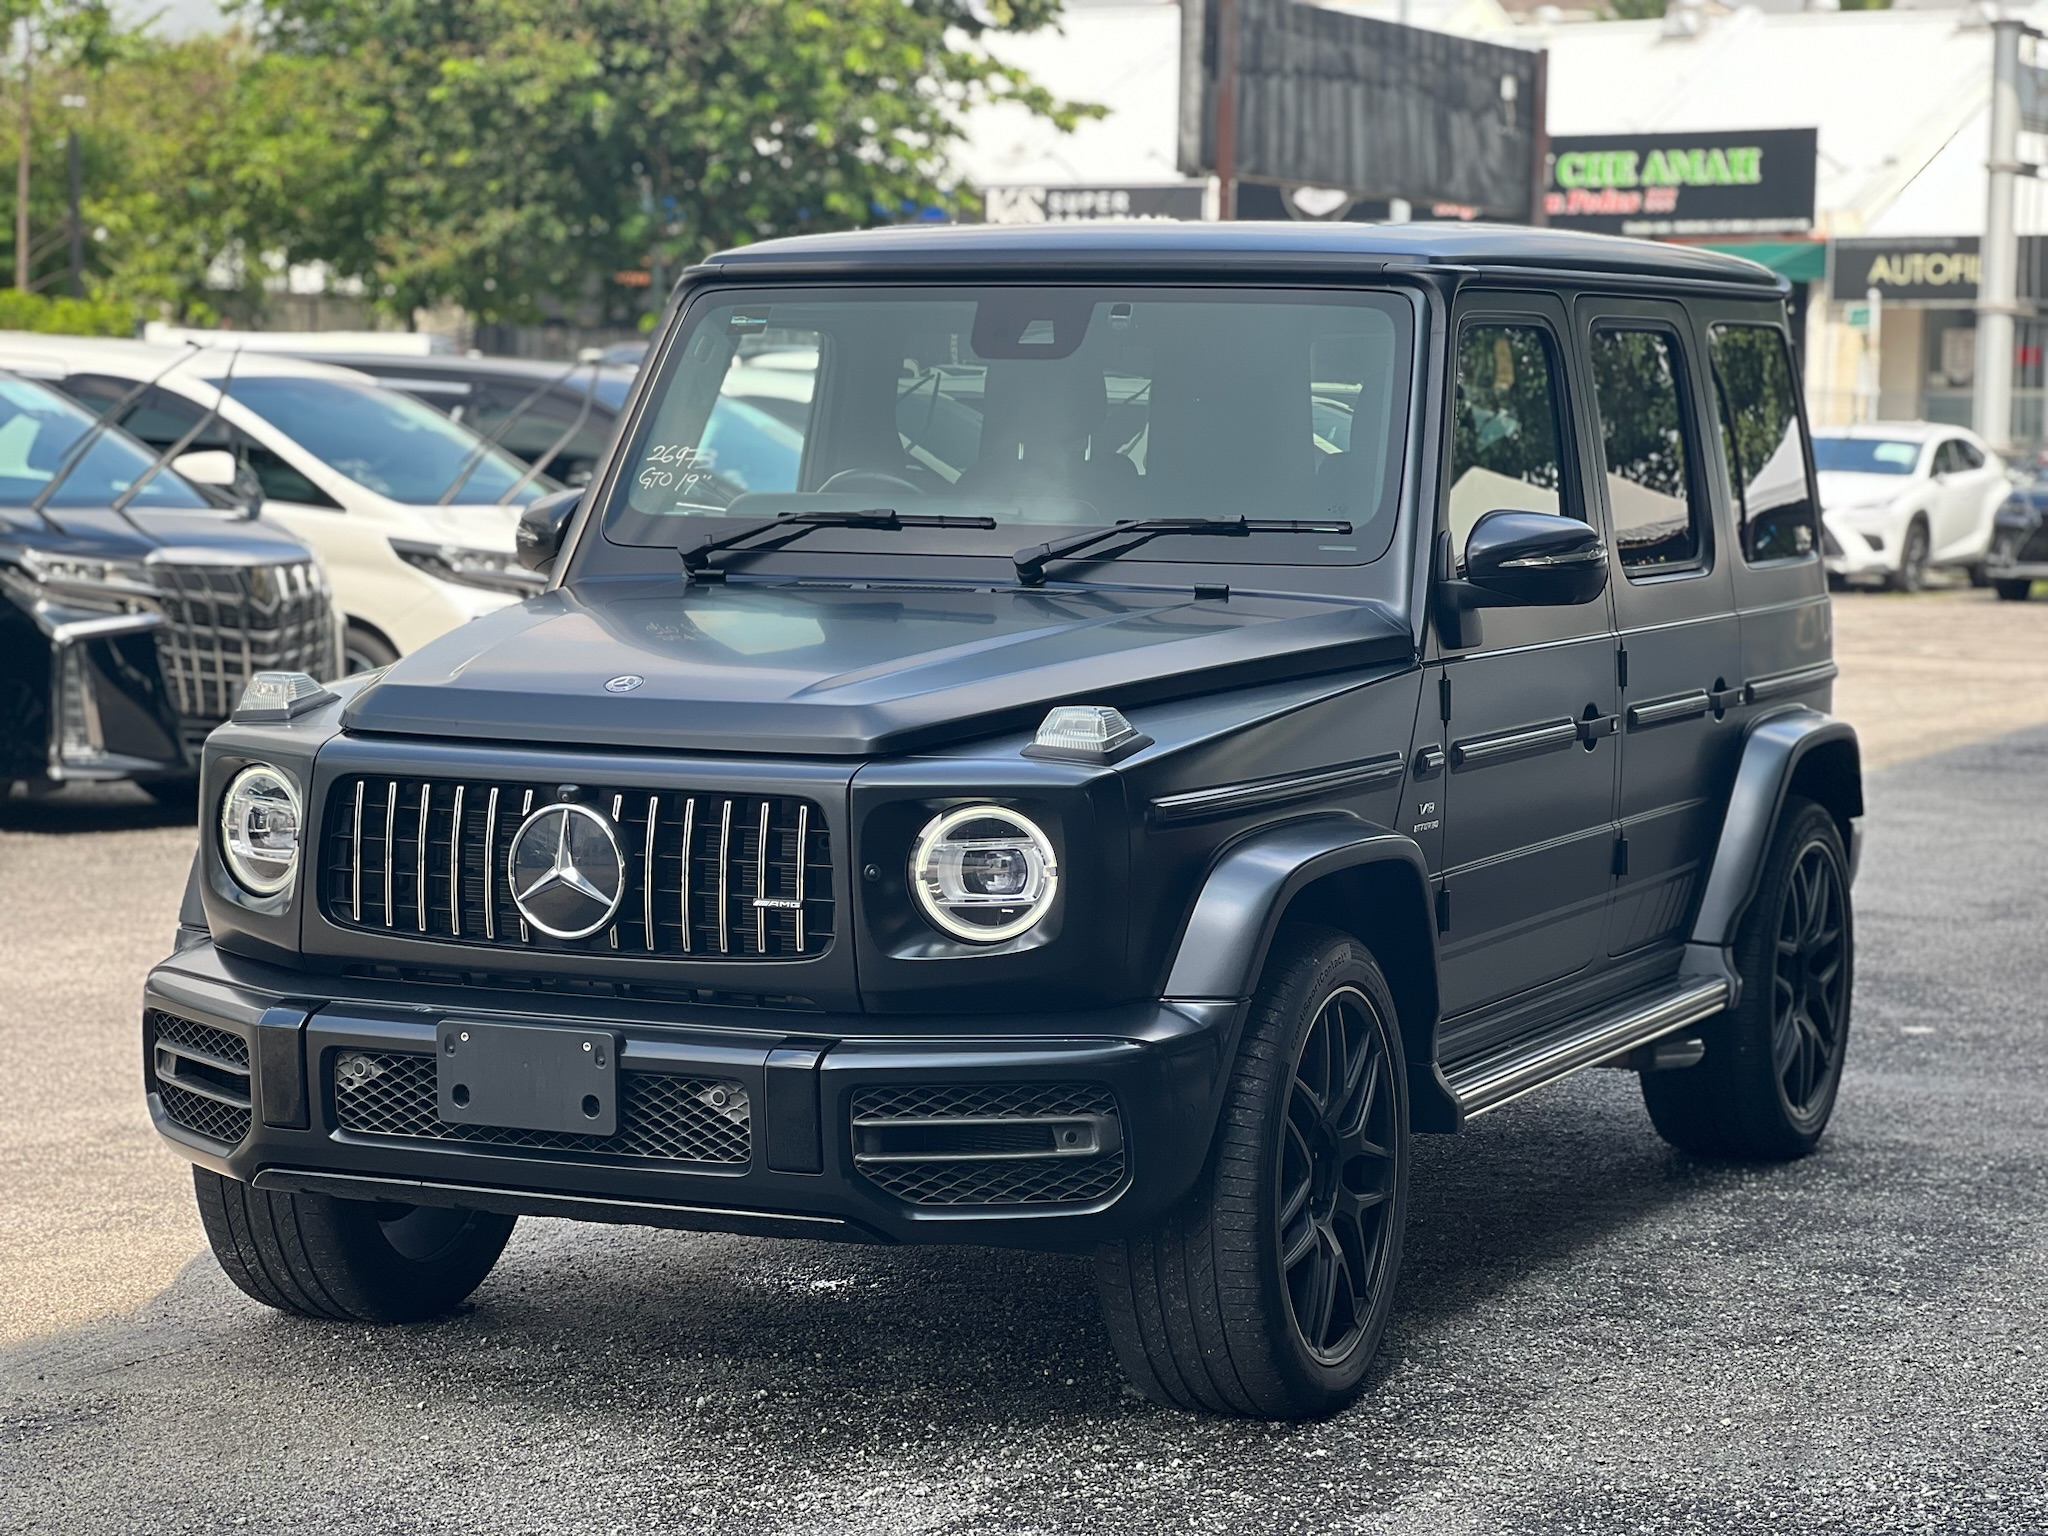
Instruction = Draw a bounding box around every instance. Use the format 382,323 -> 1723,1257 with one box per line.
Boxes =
324,775 -> 832,961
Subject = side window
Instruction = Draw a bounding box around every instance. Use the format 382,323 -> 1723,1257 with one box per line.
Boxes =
1707,323 -> 1817,564
1953,439 -> 1985,471
1588,326 -> 1704,572
1931,440 -> 1959,477
243,440 -> 341,507
1449,323 -> 1574,552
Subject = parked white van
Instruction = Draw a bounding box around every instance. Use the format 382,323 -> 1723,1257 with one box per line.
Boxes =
0,337 -> 553,672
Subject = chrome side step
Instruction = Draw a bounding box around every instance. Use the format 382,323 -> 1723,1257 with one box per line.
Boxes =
1445,977 -> 1730,1119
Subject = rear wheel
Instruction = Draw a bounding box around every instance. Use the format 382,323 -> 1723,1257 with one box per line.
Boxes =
1887,520 -> 1930,593
194,1168 -> 515,1323
1642,797 -> 1852,1160
343,622 -> 400,675
1994,579 -> 2035,602
1095,926 -> 1408,1419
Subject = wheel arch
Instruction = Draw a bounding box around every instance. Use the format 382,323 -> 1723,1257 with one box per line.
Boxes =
1161,817 -> 1459,1133
1691,707 -> 1862,951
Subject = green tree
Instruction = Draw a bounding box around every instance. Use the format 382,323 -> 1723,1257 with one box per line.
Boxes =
235,0 -> 1096,324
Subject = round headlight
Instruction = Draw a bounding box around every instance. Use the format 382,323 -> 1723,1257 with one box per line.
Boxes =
910,805 -> 1059,943
219,764 -> 303,896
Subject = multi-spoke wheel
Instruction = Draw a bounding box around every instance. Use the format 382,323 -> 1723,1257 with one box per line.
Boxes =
1096,926 -> 1409,1419
1643,796 -> 1854,1160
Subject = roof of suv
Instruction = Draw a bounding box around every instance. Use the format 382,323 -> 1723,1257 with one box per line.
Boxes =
0,332 -> 379,386
701,221 -> 1787,288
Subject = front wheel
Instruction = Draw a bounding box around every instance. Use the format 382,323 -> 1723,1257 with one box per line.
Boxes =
194,1169 -> 516,1323
1887,520 -> 1930,593
1641,796 -> 1853,1161
1095,926 -> 1409,1419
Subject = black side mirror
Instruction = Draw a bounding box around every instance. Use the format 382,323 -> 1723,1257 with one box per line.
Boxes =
1463,509 -> 1609,606
516,488 -> 582,574
1435,510 -> 1607,648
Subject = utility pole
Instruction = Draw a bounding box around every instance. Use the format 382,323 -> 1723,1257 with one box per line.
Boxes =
16,21 -> 33,293
1214,0 -> 1238,220
1975,15 -> 2033,455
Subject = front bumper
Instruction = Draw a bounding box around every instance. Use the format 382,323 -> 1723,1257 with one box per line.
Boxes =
144,937 -> 1241,1249
1820,512 -> 1895,577
1985,524 -> 2048,582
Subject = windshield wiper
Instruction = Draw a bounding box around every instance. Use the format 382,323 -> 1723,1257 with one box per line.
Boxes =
681,508 -> 998,581
496,360 -> 600,506
110,346 -> 244,518
439,361 -> 583,506
28,342 -> 199,519
1013,516 -> 1352,587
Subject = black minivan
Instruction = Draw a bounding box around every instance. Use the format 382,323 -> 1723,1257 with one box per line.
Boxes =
144,223 -> 1859,1419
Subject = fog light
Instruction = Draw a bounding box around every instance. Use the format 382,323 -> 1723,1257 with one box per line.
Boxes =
1023,704 -> 1150,764
233,670 -> 336,724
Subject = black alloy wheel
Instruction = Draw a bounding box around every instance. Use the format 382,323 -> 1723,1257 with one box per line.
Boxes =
1278,985 -> 1401,1365
1889,521 -> 1930,592
1642,796 -> 1853,1161
1096,926 -> 1410,1419
1770,840 -> 1849,1129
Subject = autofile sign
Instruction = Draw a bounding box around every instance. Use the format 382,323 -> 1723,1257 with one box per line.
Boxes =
1544,128 -> 1818,236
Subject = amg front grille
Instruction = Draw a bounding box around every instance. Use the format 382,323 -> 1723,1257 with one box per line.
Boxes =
321,776 -> 833,961
151,559 -> 337,724
332,1051 -> 752,1165
150,1010 -> 252,1146
851,1083 -> 1126,1207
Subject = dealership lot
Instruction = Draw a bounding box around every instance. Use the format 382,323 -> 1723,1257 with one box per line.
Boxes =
3,587 -> 2047,1533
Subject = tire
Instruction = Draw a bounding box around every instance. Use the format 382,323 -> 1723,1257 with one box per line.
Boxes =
1886,520 -> 1930,593
343,622 -> 400,675
1095,926 -> 1409,1419
1994,579 -> 2034,602
193,1168 -> 516,1324
1641,797 -> 1853,1161
1967,561 -> 1992,589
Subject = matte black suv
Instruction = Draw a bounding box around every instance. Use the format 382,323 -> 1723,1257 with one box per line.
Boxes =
145,224 -> 1861,1420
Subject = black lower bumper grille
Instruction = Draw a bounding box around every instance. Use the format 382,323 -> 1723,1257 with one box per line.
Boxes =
851,1083 -> 1125,1207
150,1010 -> 253,1146
151,559 -> 337,723
332,1051 -> 752,1165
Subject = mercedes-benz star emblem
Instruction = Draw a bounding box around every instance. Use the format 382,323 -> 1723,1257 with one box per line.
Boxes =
604,674 -> 644,693
507,803 -> 627,940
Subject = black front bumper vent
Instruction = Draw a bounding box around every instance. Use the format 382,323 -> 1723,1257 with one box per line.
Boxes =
321,776 -> 833,961
332,1051 -> 753,1166
150,1010 -> 253,1146
851,1083 -> 1126,1207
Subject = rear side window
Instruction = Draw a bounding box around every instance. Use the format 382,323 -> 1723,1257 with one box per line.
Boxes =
1448,324 -> 1575,551
1589,326 -> 1703,571
1707,324 -> 1816,564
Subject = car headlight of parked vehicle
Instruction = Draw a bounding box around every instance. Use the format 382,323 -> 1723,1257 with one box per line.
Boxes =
910,805 -> 1059,942
4,547 -> 159,606
388,537 -> 546,595
219,763 -> 304,896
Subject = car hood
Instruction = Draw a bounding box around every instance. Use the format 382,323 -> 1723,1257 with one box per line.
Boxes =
0,503 -> 319,564
1817,471 -> 1912,510
342,577 -> 1416,756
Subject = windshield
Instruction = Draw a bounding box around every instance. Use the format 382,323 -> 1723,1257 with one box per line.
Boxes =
214,375 -> 548,504
1811,436 -> 1921,476
603,285 -> 1416,569
0,376 -> 209,510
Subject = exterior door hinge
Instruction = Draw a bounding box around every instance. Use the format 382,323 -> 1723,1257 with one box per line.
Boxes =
1438,675 -> 1452,723
1617,646 -> 1630,690
1435,885 -> 1452,933
1612,835 -> 1630,877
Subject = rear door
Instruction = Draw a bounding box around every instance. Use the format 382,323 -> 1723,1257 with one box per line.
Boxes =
1575,297 -> 1743,962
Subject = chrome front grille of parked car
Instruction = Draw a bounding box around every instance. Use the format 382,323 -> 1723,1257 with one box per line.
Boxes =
149,1010 -> 253,1147
150,559 -> 337,723
320,776 -> 834,960
851,1083 -> 1126,1207
332,1051 -> 753,1165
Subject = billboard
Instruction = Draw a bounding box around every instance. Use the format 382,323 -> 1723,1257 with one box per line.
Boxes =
1178,0 -> 1545,219
1544,128 -> 1817,237
981,183 -> 1207,225
1830,237 -> 1981,303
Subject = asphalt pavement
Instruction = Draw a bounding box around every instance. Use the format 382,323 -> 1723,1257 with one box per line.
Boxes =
5,682 -> 2048,1533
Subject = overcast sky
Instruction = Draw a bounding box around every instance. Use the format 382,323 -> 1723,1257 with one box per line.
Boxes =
120,0 -> 227,37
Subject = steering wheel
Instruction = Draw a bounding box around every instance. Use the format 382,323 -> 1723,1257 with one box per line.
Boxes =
817,468 -> 926,497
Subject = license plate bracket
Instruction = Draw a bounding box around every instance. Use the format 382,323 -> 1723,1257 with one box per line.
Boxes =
437,1021 -> 618,1137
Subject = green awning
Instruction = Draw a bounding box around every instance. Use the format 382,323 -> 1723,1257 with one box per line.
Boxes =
1697,240 -> 1828,283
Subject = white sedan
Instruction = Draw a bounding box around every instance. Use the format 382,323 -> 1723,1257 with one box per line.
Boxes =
1814,423 -> 2007,592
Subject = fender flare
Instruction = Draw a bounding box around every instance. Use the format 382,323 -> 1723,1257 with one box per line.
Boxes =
1162,815 -> 1460,1133
1690,707 -> 1863,951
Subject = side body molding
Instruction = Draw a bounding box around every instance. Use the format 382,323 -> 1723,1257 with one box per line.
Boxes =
1162,816 -> 1460,1133
1689,708 -> 1863,954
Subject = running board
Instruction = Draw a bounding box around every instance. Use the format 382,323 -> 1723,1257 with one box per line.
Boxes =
1445,977 -> 1731,1119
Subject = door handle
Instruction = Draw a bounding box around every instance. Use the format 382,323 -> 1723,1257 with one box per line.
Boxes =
1576,711 -> 1619,745
1413,744 -> 1446,778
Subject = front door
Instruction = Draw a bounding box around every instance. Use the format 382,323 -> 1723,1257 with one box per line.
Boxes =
1434,295 -> 1621,1025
